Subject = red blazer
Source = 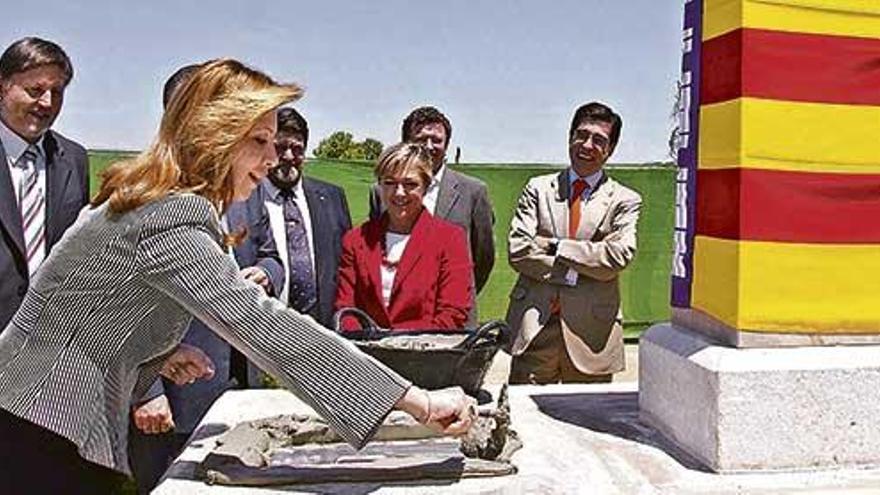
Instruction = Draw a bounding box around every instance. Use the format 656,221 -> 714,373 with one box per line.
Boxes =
335,210 -> 474,332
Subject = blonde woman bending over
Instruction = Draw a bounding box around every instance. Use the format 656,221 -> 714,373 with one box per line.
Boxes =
0,59 -> 475,494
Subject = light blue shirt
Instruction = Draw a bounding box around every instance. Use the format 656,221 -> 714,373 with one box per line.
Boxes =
567,167 -> 603,201
562,168 -> 603,286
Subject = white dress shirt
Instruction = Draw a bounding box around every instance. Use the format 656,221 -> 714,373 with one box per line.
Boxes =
381,232 -> 410,306
422,162 -> 446,214
1,120 -> 47,256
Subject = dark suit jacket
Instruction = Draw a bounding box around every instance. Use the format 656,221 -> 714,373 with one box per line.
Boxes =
141,188 -> 285,433
0,130 -> 89,331
301,177 -> 352,327
260,177 -> 351,328
335,210 -> 473,331
227,186 -> 286,294
369,167 -> 495,295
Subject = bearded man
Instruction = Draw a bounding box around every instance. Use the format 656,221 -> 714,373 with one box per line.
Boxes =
263,106 -> 352,327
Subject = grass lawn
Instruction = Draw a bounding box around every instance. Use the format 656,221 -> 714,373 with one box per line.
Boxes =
89,154 -> 675,338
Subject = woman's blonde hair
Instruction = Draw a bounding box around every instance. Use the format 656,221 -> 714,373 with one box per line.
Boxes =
92,59 -> 302,215
374,142 -> 433,190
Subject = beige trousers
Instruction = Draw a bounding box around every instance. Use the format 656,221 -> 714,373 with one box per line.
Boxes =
508,316 -> 612,385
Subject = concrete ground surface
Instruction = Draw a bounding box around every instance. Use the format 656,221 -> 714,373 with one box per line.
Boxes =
155,378 -> 880,494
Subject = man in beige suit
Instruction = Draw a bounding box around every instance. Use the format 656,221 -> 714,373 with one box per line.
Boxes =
506,102 -> 641,384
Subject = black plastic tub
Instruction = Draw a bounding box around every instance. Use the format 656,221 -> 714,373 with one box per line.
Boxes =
333,307 -> 508,397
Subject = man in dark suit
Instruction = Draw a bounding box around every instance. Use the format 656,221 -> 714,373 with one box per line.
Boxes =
263,107 -> 352,328
0,37 -> 89,332
369,106 -> 495,303
128,64 -> 286,494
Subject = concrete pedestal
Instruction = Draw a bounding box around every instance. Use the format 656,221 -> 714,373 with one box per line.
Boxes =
672,307 -> 880,348
639,323 -> 880,473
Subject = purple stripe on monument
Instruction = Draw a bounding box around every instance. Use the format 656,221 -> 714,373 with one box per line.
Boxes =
671,0 -> 702,308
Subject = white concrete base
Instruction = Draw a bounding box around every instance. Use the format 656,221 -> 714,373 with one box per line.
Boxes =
157,385 -> 880,493
671,307 -> 880,348
639,323 -> 880,473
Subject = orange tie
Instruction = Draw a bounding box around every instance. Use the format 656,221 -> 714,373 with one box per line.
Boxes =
551,178 -> 588,316
569,178 -> 588,238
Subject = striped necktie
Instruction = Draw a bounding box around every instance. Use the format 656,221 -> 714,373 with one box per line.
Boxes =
18,146 -> 45,276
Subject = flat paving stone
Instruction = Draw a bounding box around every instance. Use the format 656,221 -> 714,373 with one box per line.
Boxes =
154,381 -> 880,494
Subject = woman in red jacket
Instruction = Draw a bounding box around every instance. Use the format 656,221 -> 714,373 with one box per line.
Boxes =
335,143 -> 474,331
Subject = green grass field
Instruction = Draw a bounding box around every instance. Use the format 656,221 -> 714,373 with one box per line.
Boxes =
89,153 -> 675,337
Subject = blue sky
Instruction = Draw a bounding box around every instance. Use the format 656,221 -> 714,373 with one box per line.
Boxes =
1,1 -> 684,164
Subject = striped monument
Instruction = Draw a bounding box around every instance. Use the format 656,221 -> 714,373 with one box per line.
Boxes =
641,1 -> 880,471
671,0 -> 880,346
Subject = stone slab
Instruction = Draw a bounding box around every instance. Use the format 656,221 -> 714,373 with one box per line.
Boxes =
155,384 -> 880,494
672,307 -> 880,348
640,322 -> 880,473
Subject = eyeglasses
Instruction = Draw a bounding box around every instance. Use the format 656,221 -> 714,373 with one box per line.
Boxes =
275,140 -> 305,156
571,130 -> 610,150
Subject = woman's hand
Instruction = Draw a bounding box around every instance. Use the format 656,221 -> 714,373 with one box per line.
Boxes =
160,343 -> 215,385
239,266 -> 270,293
396,386 -> 477,436
132,394 -> 175,435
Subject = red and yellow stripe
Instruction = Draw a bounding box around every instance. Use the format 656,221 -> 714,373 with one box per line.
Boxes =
692,236 -> 880,333
699,99 -> 880,174
690,0 -> 880,333
704,0 -> 880,40
696,169 -> 880,243
701,28 -> 880,106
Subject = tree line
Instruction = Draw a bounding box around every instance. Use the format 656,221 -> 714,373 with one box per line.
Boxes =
313,131 -> 383,161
